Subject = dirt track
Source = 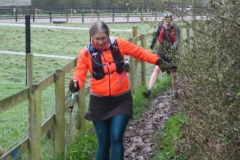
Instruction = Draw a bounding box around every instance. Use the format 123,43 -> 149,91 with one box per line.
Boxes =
123,88 -> 182,160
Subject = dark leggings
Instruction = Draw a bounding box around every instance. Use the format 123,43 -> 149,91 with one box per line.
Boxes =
93,114 -> 130,160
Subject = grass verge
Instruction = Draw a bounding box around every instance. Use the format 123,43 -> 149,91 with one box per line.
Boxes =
153,112 -> 186,160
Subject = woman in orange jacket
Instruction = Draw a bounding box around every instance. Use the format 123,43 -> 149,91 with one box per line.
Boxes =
69,20 -> 171,160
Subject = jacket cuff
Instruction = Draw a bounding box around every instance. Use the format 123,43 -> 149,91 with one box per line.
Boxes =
155,58 -> 163,65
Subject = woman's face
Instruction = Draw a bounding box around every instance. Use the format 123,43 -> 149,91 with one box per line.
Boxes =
92,32 -> 109,50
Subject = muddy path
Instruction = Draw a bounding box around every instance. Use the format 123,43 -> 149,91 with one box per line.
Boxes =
124,89 -> 182,160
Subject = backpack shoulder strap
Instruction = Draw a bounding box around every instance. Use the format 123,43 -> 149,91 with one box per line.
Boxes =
110,38 -> 124,62
110,38 -> 124,73
160,25 -> 165,32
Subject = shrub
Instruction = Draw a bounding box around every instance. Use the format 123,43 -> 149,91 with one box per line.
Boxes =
178,1 -> 240,159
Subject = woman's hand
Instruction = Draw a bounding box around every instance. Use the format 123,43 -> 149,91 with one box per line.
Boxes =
69,77 -> 80,93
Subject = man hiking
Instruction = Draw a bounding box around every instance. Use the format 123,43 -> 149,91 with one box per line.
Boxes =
143,13 -> 180,99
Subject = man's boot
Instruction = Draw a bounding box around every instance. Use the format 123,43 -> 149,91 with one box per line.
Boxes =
174,90 -> 179,99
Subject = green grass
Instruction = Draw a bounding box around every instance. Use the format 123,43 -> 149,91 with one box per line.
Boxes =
63,123 -> 98,160
153,112 -> 186,160
0,22 -> 156,58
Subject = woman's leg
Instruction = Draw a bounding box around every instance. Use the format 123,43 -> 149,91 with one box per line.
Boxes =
109,114 -> 130,160
93,120 -> 111,160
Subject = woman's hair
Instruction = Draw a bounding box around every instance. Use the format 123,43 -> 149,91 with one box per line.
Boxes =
89,20 -> 110,37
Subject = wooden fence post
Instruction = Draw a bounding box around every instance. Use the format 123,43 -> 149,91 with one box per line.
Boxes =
150,10 -> 152,22
127,8 -> 129,23
28,84 -> 41,160
54,69 -> 66,155
70,8 -> 72,23
132,26 -> 137,38
140,34 -> 147,86
141,2 -> 143,23
33,8 -> 35,22
49,12 -> 52,22
132,26 -> 138,85
66,12 -> 68,22
35,8 -> 37,22
112,10 -> 114,23
75,86 -> 87,132
82,8 -> 84,23
155,7 -> 157,21
91,9 -> 94,23
15,9 -> 18,22
97,8 -> 100,20
128,38 -> 134,92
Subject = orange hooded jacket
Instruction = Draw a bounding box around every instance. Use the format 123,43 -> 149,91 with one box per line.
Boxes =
72,36 -> 160,96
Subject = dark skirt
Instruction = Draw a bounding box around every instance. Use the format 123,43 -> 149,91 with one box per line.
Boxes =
85,91 -> 133,121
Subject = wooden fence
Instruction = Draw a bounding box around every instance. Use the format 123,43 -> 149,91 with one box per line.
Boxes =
0,25 -> 190,160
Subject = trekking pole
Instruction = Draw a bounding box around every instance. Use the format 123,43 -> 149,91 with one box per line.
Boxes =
64,93 -> 75,160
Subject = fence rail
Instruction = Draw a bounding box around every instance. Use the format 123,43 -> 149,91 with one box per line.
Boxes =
0,25 -> 191,159
0,5 -> 209,23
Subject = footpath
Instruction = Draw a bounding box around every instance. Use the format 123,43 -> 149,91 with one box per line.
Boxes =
123,89 -> 181,159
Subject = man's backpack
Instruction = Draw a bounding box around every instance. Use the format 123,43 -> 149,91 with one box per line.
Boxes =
158,23 -> 177,43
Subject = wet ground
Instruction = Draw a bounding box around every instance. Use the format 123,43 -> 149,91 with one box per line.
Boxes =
124,89 -> 181,160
